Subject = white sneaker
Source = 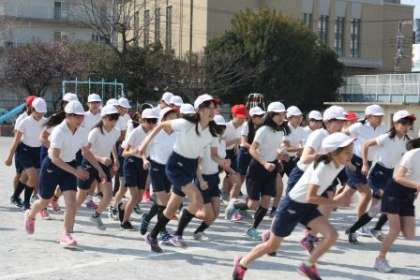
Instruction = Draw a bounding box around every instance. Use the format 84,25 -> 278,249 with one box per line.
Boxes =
370,228 -> 384,242
374,258 -> 393,273
357,225 -> 372,237
193,232 -> 209,241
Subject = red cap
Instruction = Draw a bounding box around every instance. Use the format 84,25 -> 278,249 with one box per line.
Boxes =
231,104 -> 248,119
25,96 -> 37,106
345,112 -> 359,121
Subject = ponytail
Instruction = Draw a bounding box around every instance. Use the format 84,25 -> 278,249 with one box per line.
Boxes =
406,138 -> 420,151
95,120 -> 105,135
44,111 -> 65,128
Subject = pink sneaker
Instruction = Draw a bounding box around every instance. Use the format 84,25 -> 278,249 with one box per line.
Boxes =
297,262 -> 321,280
85,200 -> 98,209
143,190 -> 151,202
59,233 -> 78,248
40,208 -> 51,220
231,211 -> 243,222
232,256 -> 247,280
50,199 -> 60,212
24,210 -> 35,234
300,235 -> 316,254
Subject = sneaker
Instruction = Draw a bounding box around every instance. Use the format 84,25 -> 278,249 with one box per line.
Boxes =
59,233 -> 77,248
108,206 -> 118,221
85,200 -> 98,210
120,221 -> 135,231
145,233 -> 163,253
246,228 -> 261,241
345,230 -> 359,244
139,213 -> 149,235
370,228 -> 384,242
374,258 -> 393,273
193,232 -> 209,241
50,199 -> 60,212
133,204 -> 142,215
261,230 -> 276,256
142,190 -> 151,202
357,225 -> 372,237
224,203 -> 236,220
117,202 -> 125,223
300,235 -> 315,254
24,210 -> 35,234
297,262 -> 322,280
90,214 -> 106,231
231,211 -> 243,222
221,192 -> 229,204
10,196 -> 23,208
40,208 -> 51,220
169,235 -> 187,248
158,230 -> 173,245
232,256 -> 247,280
240,210 -> 253,220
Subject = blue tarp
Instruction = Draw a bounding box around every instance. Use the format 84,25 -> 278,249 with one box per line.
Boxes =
0,104 -> 25,124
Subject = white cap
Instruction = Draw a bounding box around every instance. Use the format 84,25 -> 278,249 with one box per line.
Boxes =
118,97 -> 131,109
160,107 -> 178,120
308,110 -> 323,121
32,97 -> 47,113
142,108 -> 159,119
393,110 -> 416,122
63,92 -> 78,102
101,104 -> 119,117
170,95 -> 183,107
194,94 -> 214,110
267,102 -> 286,113
87,93 -> 102,103
64,100 -> 85,115
319,132 -> 356,155
161,92 -> 174,104
286,106 -> 302,118
365,104 -> 384,117
323,106 -> 346,121
180,103 -> 195,115
106,98 -> 119,106
213,114 -> 227,126
249,106 -> 266,117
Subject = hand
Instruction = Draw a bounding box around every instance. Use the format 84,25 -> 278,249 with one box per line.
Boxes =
361,163 -> 369,176
103,157 -> 112,166
263,162 -> 276,172
4,157 -> 12,166
200,180 -> 209,190
222,159 -> 231,171
143,159 -> 151,170
75,168 -> 89,181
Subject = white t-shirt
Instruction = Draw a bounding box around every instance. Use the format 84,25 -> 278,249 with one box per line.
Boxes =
201,139 -> 226,175
253,125 -> 285,162
149,130 -> 176,164
125,125 -> 148,157
375,133 -> 407,169
284,123 -> 306,157
49,120 -> 89,162
126,119 -> 135,136
82,111 -> 101,131
88,127 -> 120,158
398,148 -> 420,183
16,115 -> 47,147
224,121 -> 243,150
289,161 -> 344,203
302,126 -> 313,144
171,119 -> 218,159
348,122 -> 387,161
15,112 -> 28,130
116,113 -> 131,131
241,122 -> 250,137
297,128 -> 329,171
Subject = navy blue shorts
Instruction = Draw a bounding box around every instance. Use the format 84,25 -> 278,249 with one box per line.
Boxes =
286,166 -> 305,193
225,149 -> 238,172
165,152 -> 198,197
40,145 -> 48,163
39,157 -> 77,199
382,180 -> 416,217
78,159 -> 113,190
237,147 -> 251,176
149,159 -> 171,193
281,157 -> 298,177
271,195 -> 322,238
18,143 -> 41,169
246,159 -> 277,200
368,164 -> 393,198
196,173 -> 221,204
14,150 -> 23,174
116,144 -> 124,177
345,155 -> 370,189
75,150 -> 83,167
123,156 -> 148,189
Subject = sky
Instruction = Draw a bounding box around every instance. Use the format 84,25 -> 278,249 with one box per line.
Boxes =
401,0 -> 420,20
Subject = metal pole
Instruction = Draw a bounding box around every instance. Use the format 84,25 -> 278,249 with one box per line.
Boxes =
114,79 -> 117,97
101,78 -> 105,100
75,77 -> 78,95
62,80 -> 65,97
88,78 -> 91,95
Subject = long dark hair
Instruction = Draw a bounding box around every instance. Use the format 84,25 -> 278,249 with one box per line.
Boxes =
263,112 -> 290,135
406,138 -> 420,150
184,100 -> 217,137
247,120 -> 257,143
388,117 -> 414,140
131,112 -> 141,129
44,111 -> 65,128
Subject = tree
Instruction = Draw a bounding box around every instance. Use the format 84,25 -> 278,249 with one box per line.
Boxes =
205,9 -> 344,110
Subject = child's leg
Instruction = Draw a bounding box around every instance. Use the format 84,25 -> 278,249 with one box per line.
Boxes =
240,234 -> 283,267
306,216 -> 338,263
378,214 -> 401,259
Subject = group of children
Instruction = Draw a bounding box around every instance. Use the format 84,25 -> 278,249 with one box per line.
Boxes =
4,91 -> 419,280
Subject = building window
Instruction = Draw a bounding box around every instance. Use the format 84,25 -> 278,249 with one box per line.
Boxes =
351,18 -> 361,57
319,15 -> 329,44
155,8 -> 160,43
54,1 -> 62,19
166,5 -> 172,51
303,13 -> 312,29
54,31 -> 62,41
5,41 -> 14,48
134,11 -> 139,46
144,10 -> 150,47
335,17 -> 345,56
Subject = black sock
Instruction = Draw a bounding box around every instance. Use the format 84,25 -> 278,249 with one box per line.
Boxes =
175,209 -> 195,237
23,185 -> 34,209
150,211 -> 170,239
271,206 -> 276,213
13,181 -> 26,198
157,205 -> 168,232
145,202 -> 160,222
194,222 -> 210,234
374,214 -> 388,231
252,207 -> 268,229
234,202 -> 248,211
348,213 -> 373,233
